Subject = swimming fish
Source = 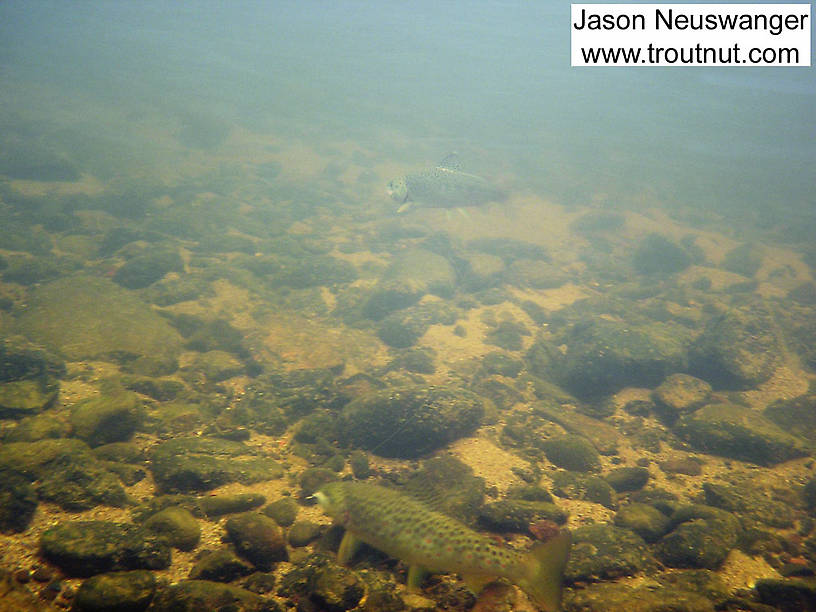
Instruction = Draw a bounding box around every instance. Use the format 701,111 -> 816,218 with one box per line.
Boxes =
387,154 -> 506,213
315,481 -> 571,611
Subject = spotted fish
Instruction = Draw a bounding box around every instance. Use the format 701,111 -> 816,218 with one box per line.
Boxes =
315,481 -> 571,611
387,154 -> 506,213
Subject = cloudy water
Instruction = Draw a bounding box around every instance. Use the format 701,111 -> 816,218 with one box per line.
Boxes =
1,2 -> 816,611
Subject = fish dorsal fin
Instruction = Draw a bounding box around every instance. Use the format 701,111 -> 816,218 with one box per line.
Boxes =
437,152 -> 461,171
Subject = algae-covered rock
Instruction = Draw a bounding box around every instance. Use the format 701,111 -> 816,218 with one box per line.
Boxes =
632,233 -> 692,275
200,493 -> 267,518
0,469 -> 38,533
703,481 -> 795,529
3,412 -> 70,442
70,390 -> 145,447
144,506 -> 201,551
689,304 -> 781,389
225,513 -> 289,570
376,301 -> 458,348
404,455 -> 486,525
148,579 -> 281,612
278,553 -> 364,612
550,472 -> 617,509
338,385 -> 485,458
533,319 -> 689,400
722,243 -> 765,277
764,393 -> 816,443
755,578 -> 816,611
674,403 -> 809,466
15,275 -> 181,373
614,502 -> 671,543
73,570 -> 156,612
655,505 -> 741,569
0,438 -> 129,510
40,520 -> 171,577
262,497 -> 300,527
189,549 -> 255,582
113,249 -> 184,289
542,435 -> 601,472
652,373 -> 712,421
149,437 -> 284,494
288,521 -> 322,547
362,249 -> 456,320
604,467 -> 650,493
566,524 -> 658,582
567,571 -> 724,612
477,500 -> 567,534
0,378 -> 58,417
189,350 -> 245,381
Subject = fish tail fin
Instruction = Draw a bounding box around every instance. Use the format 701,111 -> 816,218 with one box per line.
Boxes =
517,531 -> 571,612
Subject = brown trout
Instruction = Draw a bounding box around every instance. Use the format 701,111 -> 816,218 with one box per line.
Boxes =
315,481 -> 571,611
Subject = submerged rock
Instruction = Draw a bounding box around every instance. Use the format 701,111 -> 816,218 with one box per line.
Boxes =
652,373 -> 712,422
224,513 -> 289,571
337,385 -> 485,458
15,275 -> 181,374
362,249 -> 456,320
688,304 -> 781,389
73,570 -> 156,612
148,579 -> 281,612
70,390 -> 145,447
566,524 -> 658,582
40,520 -> 171,577
148,437 -> 283,494
529,319 -> 688,400
673,402 -> 808,466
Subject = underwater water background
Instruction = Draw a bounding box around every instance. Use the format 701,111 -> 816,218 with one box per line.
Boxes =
1,0 -> 813,222
2,2 -> 816,611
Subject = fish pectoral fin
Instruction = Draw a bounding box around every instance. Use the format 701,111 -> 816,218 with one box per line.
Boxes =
462,574 -> 496,595
406,565 -> 429,591
397,201 -> 414,214
456,207 -> 470,218
337,531 -> 362,564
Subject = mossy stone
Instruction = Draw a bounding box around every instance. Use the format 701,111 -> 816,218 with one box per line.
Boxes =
632,233 -> 691,275
190,350 -> 245,382
73,570 -> 156,612
674,403 -> 808,466
148,580 -> 281,612
144,506 -> 201,551
200,493 -> 267,518
40,520 -> 171,577
614,503 -> 671,543
288,520 -> 322,547
338,385 -> 485,459
14,275 -> 181,372
0,470 -> 38,533
478,500 -> 567,534
112,249 -> 183,289
604,467 -> 650,492
263,498 -> 299,527
225,513 -> 289,570
566,524 -> 658,582
70,391 -> 145,447
0,378 -> 58,417
148,436 -> 283,494
189,549 -> 255,582
542,435 -> 601,472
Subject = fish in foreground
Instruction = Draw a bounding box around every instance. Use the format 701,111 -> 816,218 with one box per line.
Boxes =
315,481 -> 571,611
387,154 -> 506,213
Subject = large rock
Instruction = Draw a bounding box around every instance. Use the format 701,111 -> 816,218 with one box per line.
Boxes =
337,385 -> 485,458
0,438 -> 129,510
529,319 -> 688,400
566,524 -> 658,582
15,275 -> 182,374
224,513 -> 288,570
0,335 -> 64,418
40,520 -> 171,577
70,390 -> 145,447
74,570 -> 156,612
148,437 -> 284,494
764,393 -> 816,443
689,304 -> 781,389
362,249 -> 456,320
147,579 -> 280,612
673,403 -> 809,466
